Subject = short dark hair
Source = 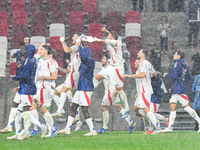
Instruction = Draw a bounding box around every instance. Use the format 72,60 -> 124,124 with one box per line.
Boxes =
177,51 -> 185,59
102,54 -> 109,60
76,32 -> 82,37
20,42 -> 25,46
142,49 -> 148,57
42,45 -> 52,55
110,31 -> 118,40
51,49 -> 57,59
161,15 -> 168,22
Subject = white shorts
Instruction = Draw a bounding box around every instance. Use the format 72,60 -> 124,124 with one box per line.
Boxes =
150,102 -> 160,113
102,87 -> 120,106
134,97 -> 139,106
169,94 -> 189,106
13,92 -> 21,104
137,92 -> 151,108
20,94 -> 34,107
99,65 -> 124,88
63,71 -> 79,90
35,87 -> 52,108
72,91 -> 93,106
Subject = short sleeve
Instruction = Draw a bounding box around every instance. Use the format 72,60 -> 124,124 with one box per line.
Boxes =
70,45 -> 79,53
48,59 -> 56,73
105,39 -> 119,47
34,54 -> 42,61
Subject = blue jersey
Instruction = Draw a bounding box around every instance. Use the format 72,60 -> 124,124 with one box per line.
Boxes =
192,75 -> 200,110
151,73 -> 162,104
12,45 -> 37,95
166,59 -> 192,95
13,50 -> 21,75
78,46 -> 95,91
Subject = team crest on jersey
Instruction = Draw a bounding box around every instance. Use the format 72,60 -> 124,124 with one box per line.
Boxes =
174,62 -> 178,68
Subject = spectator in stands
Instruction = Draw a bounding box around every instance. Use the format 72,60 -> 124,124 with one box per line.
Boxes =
132,0 -> 144,13
24,37 -> 30,45
191,46 -> 200,75
192,73 -> 200,130
157,15 -> 171,54
168,41 -> 179,72
10,42 -> 26,75
188,0 -> 200,49
148,43 -> 161,72
122,43 -> 132,75
168,0 -> 185,12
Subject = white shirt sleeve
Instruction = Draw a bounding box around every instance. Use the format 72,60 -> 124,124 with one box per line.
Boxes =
48,59 -> 56,73
105,39 -> 119,47
34,54 -> 42,61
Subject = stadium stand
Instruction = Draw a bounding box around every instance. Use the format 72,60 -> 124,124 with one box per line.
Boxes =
9,62 -> 16,76
49,36 -> 63,50
12,11 -> 28,25
50,11 -> 65,24
64,0 -> 79,12
10,0 -> 25,13
0,11 -> 9,25
0,24 -> 8,38
11,35 -> 24,49
49,23 -> 65,37
12,24 -> 27,37
0,36 -> 7,50
82,0 -> 97,12
87,12 -> 102,24
46,0 -> 61,13
29,0 -> 43,13
57,61 -> 64,76
0,0 -> 8,12
30,36 -> 46,49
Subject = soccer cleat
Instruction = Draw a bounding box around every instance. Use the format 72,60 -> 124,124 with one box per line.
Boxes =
129,122 -> 136,134
165,118 -> 169,126
83,131 -> 97,136
45,130 -> 57,138
30,129 -> 39,137
72,116 -> 80,125
161,128 -> 173,133
121,110 -> 131,119
41,125 -> 47,138
97,128 -> 108,133
0,127 -> 13,133
7,134 -> 17,140
197,127 -> 200,133
17,131 -> 30,140
142,130 -> 153,134
75,121 -> 82,132
151,130 -> 163,134
59,128 -> 70,135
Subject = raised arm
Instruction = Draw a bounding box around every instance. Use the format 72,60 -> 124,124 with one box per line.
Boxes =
60,36 -> 72,53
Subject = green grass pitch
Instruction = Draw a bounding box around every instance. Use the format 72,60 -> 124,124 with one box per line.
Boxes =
0,131 -> 200,150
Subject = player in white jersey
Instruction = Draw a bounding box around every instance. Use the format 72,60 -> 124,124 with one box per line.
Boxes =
91,27 -> 131,119
52,33 -> 82,117
97,54 -> 136,133
33,45 -> 58,137
124,49 -> 162,134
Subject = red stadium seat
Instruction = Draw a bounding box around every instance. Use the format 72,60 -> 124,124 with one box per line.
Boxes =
82,0 -> 96,12
106,23 -> 121,36
130,61 -> 136,74
125,11 -> 140,23
49,36 -> 63,50
0,12 -> 9,25
69,11 -> 84,25
0,1 -> 7,12
29,0 -> 43,13
106,11 -> 121,24
11,36 -> 25,49
64,0 -> 79,12
87,12 -> 102,24
46,0 -> 61,12
57,62 -> 64,76
31,11 -> 47,24
68,24 -> 84,40
0,24 -> 8,38
31,22 -> 46,36
55,49 -> 64,62
11,0 -> 25,13
87,23 -> 103,51
13,11 -> 28,25
12,24 -> 27,37
50,11 -> 65,24
10,62 -> 16,76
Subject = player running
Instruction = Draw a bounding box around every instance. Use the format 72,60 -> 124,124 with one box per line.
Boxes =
162,51 -> 200,133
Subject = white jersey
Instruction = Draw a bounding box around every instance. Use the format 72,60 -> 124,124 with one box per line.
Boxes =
137,59 -> 155,94
50,60 -> 58,88
106,39 -> 125,66
37,57 -> 56,88
70,45 -> 81,72
34,54 -> 42,87
102,67 -> 115,93
135,69 -> 140,94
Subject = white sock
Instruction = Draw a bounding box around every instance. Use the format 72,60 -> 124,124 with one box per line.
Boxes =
43,111 -> 55,131
75,106 -> 80,120
7,107 -> 18,128
15,112 -> 22,134
103,110 -> 109,129
93,78 -> 99,88
66,90 -> 73,102
31,109 -> 39,130
168,111 -> 176,129
58,92 -> 67,112
147,111 -> 160,130
118,90 -> 129,110
66,116 -> 75,129
30,115 -> 43,129
53,95 -> 60,106
23,111 -> 31,132
85,118 -> 95,132
154,113 -> 168,122
142,116 -> 153,131
184,106 -> 200,124
120,108 -> 132,126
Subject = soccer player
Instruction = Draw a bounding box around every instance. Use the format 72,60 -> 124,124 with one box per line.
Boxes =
162,51 -> 200,133
92,27 -> 130,118
33,45 -> 58,137
60,40 -> 97,136
97,54 -> 136,133
124,49 -> 162,134
53,33 -> 82,117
